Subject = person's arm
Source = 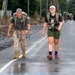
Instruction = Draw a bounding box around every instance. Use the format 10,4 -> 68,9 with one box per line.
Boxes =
7,23 -> 13,37
59,22 -> 63,28
27,24 -> 31,31
42,22 -> 48,32
42,17 -> 48,36
25,17 -> 31,35
42,22 -> 48,37
58,15 -> 63,31
7,17 -> 14,37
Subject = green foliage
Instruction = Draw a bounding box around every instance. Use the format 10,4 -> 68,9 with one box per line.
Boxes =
59,0 -> 69,13
8,0 -> 39,16
33,12 -> 40,18
0,0 -> 73,17
0,0 -> 2,9
68,0 -> 75,13
8,0 -> 18,12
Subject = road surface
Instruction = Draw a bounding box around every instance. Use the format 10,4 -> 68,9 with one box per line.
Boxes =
0,20 -> 75,75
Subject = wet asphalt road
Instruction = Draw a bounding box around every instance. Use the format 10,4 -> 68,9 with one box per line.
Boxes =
0,20 -> 75,75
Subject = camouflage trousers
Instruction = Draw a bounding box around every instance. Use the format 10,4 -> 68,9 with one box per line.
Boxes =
13,30 -> 26,52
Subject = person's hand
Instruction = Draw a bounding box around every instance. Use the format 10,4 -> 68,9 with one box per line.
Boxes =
58,26 -> 62,31
42,30 -> 45,37
7,33 -> 10,38
25,30 -> 29,35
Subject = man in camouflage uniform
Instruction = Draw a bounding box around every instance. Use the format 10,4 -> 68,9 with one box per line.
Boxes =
7,8 -> 31,59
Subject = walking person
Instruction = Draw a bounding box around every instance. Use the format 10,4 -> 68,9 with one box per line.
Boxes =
7,8 -> 31,59
42,5 -> 63,60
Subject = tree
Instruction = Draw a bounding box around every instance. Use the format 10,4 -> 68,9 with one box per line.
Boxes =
68,0 -> 75,13
0,0 -> 2,9
29,0 -> 39,16
37,0 -> 51,17
0,0 -> 70,17
8,0 -> 18,13
8,0 -> 39,16
59,0 -> 69,13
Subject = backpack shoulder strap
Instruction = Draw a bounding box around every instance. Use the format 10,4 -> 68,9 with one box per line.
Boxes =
47,13 -> 50,23
14,15 -> 27,26
47,12 -> 60,23
23,15 -> 27,25
13,15 -> 17,26
56,13 -> 59,22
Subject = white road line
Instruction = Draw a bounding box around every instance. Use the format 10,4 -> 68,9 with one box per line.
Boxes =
0,36 -> 46,74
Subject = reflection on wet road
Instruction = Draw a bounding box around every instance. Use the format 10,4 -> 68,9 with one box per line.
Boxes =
4,59 -> 75,75
0,21 -> 75,75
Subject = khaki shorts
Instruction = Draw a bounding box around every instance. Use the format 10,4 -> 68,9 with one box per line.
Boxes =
48,29 -> 60,39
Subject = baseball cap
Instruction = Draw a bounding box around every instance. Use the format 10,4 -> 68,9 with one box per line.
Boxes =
50,5 -> 56,9
16,8 -> 22,13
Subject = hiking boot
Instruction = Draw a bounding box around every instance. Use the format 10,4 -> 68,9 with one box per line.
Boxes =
47,54 -> 52,60
14,52 -> 19,59
22,51 -> 26,58
55,54 -> 59,59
